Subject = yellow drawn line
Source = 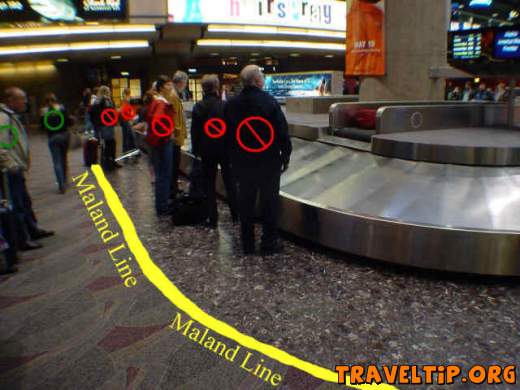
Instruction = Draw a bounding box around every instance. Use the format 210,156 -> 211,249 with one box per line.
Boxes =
91,165 -> 398,390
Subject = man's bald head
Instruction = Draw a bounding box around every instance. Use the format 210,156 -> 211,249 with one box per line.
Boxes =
3,87 -> 27,113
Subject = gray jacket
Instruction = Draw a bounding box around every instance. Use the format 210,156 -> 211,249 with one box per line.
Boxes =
0,104 -> 29,172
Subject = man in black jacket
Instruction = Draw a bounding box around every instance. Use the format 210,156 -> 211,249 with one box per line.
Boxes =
224,65 -> 292,255
191,74 -> 238,227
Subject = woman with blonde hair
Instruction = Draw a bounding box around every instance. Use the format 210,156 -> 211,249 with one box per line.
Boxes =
92,85 -> 121,170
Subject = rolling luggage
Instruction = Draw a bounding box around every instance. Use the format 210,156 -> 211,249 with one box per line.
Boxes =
83,137 -> 99,166
171,193 -> 207,226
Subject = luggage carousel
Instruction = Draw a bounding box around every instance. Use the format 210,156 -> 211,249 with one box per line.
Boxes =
181,136 -> 520,276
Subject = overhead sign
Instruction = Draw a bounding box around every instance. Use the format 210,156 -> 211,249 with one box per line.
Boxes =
0,0 -> 127,23
345,0 -> 385,76
452,32 -> 482,60
168,0 -> 346,31
494,29 -> 520,60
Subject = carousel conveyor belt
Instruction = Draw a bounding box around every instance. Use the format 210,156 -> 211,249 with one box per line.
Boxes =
181,137 -> 520,276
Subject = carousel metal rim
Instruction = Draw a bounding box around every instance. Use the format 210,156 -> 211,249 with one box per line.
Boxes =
179,150 -> 520,276
371,137 -> 520,167
280,191 -> 520,236
278,195 -> 520,276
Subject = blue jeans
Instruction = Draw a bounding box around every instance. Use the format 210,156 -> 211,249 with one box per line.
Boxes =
7,170 -> 39,242
48,132 -> 70,190
121,121 -> 136,153
84,111 -> 93,133
150,140 -> 173,214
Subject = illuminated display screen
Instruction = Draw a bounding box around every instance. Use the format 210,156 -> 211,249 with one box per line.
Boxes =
0,0 -> 127,22
494,29 -> 520,59
264,72 -> 333,98
452,32 -> 482,59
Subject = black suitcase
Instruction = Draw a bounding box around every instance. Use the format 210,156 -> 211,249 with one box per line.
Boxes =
83,137 -> 99,166
171,194 -> 207,226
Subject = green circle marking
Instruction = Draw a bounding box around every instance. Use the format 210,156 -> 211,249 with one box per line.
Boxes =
44,109 -> 65,132
0,124 -> 19,150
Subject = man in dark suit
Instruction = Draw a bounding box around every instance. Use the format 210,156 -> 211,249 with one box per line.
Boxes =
190,74 -> 238,227
224,65 -> 292,255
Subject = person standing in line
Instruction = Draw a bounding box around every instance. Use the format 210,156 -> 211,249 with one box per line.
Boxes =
92,86 -> 122,171
120,88 -> 137,160
0,87 -> 54,251
473,83 -> 494,102
190,74 -> 238,227
224,65 -> 292,256
169,71 -> 188,199
146,76 -> 176,216
448,86 -> 462,101
462,81 -> 475,102
40,93 -> 72,194
81,88 -> 93,133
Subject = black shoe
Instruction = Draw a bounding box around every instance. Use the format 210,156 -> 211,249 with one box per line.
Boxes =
260,242 -> 283,256
0,265 -> 18,275
243,244 -> 255,255
203,220 -> 217,229
31,229 -> 54,240
20,240 -> 43,251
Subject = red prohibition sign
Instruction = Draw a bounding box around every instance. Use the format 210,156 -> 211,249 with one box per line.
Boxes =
121,104 -> 136,121
101,108 -> 119,126
236,116 -> 274,153
204,118 -> 227,139
152,114 -> 174,138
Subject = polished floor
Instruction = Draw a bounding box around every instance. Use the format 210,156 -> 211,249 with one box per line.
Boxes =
0,132 -> 519,389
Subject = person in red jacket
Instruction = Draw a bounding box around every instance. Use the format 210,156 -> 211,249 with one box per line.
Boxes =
146,75 -> 176,215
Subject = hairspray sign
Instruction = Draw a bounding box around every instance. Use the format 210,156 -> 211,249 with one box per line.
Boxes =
345,0 -> 385,76
168,0 -> 346,31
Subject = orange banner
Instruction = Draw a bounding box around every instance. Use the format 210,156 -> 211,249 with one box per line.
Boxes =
345,0 -> 385,76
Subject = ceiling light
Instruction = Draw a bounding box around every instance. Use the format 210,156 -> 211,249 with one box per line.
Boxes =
188,68 -> 197,73
324,54 -> 334,58
197,39 -> 345,51
111,55 -> 122,60
251,52 -> 260,56
56,58 -> 69,62
0,24 -> 155,39
210,52 -> 220,56
289,53 -> 300,57
0,41 -> 149,56
0,61 -> 56,77
121,71 -> 130,76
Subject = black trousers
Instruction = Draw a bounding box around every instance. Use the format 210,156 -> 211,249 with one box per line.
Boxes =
236,167 -> 281,252
171,144 -> 181,199
102,139 -> 116,167
202,154 -> 238,224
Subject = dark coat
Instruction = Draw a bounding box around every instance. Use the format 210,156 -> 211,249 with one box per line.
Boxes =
223,86 -> 292,172
190,93 -> 227,159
